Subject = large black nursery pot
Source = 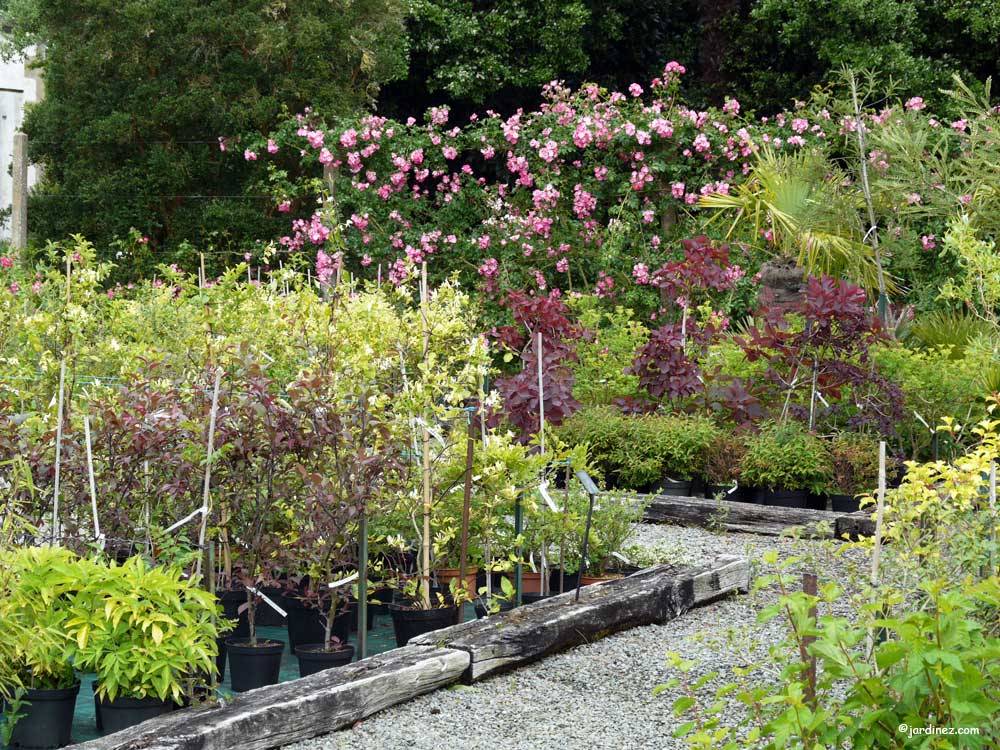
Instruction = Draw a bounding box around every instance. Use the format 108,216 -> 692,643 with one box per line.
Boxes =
253,586 -> 287,627
96,692 -> 172,735
389,604 -> 459,647
5,682 -> 80,749
346,599 -> 376,632
214,635 -> 228,682
285,598 -> 351,655
217,589 -> 250,639
704,483 -> 752,502
548,569 -> 579,593
473,598 -> 517,619
225,638 -> 284,693
752,488 -> 825,510
295,643 -> 355,678
829,493 -> 861,513
647,477 -> 692,496
520,592 -> 552,605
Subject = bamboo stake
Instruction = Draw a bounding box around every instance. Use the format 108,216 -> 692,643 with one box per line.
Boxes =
867,440 -> 887,658
200,253 -> 207,288
84,416 -> 100,542
194,369 -> 223,580
420,263 -> 432,609
50,360 -> 67,545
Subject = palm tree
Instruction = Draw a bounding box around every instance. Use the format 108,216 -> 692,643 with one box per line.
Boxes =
700,147 -> 892,300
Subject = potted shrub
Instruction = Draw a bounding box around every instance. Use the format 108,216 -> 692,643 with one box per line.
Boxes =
579,491 -> 647,584
701,431 -> 750,501
387,282 -> 490,646
827,433 -> 882,512
209,361 -> 309,692
739,423 -> 832,509
0,547 -> 80,750
66,557 -> 221,734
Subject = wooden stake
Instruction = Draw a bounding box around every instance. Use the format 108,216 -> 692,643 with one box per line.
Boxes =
11,132 -> 27,250
84,415 -> 100,541
420,263 -> 432,609
194,369 -> 223,580
50,360 -> 67,545
867,440 -> 887,658
200,253 -> 207,288
457,409 -> 475,623
801,572 -> 818,706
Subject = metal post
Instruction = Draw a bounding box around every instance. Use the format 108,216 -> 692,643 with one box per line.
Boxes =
358,510 -> 368,659
576,490 -> 595,603
11,132 -> 27,250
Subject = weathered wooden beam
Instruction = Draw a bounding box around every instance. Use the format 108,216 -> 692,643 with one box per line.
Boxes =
66,645 -> 469,750
411,556 -> 749,682
642,494 -> 843,537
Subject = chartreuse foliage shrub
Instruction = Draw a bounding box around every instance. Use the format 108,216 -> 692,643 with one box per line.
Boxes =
65,557 -> 223,702
565,298 -> 648,406
0,547 -> 80,726
661,407 -> 1000,749
557,407 -> 719,489
739,422 -> 832,493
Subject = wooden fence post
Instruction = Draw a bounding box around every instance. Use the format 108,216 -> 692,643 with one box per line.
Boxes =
11,132 -> 28,249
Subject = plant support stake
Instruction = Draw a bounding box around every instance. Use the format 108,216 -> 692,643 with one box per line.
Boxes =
83,415 -> 100,541
50,360 -> 67,545
195,369 -> 223,580
867,440 -> 887,658
420,262 -> 432,609
537,331 -> 545,454
457,407 -> 475,624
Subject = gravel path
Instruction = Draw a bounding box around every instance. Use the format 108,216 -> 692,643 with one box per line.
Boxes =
287,524 -> 866,750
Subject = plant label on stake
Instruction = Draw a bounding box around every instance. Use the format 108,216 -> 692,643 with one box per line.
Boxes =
539,481 -> 560,512
246,586 -> 288,618
164,506 -> 208,534
328,572 -> 359,590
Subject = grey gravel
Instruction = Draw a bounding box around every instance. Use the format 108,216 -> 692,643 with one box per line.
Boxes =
286,524 -> 867,750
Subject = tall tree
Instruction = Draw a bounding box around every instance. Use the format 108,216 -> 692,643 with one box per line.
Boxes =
3,0 -> 407,273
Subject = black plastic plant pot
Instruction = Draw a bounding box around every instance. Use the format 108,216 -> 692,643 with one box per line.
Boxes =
217,589 -> 250,639
225,638 -> 284,693
389,604 -> 459,646
254,586 -> 287,627
548,569 -> 580,594
285,600 -> 350,655
753,488 -> 825,510
473,598 -> 517,619
649,477 -> 692,496
346,600 -> 376,632
368,586 -> 394,617
295,643 -> 356,677
6,682 -> 80,749
705,484 -> 752,502
96,694 -> 172,735
829,493 -> 861,513
520,592 -> 552,605
214,636 -> 228,683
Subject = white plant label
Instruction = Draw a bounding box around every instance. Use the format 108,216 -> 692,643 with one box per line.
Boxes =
328,572 -> 359,589
611,551 -> 632,565
164,506 -> 207,534
246,586 -> 288,618
538,481 -> 560,512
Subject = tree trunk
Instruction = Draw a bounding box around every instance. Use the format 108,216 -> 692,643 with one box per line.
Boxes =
758,258 -> 805,312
